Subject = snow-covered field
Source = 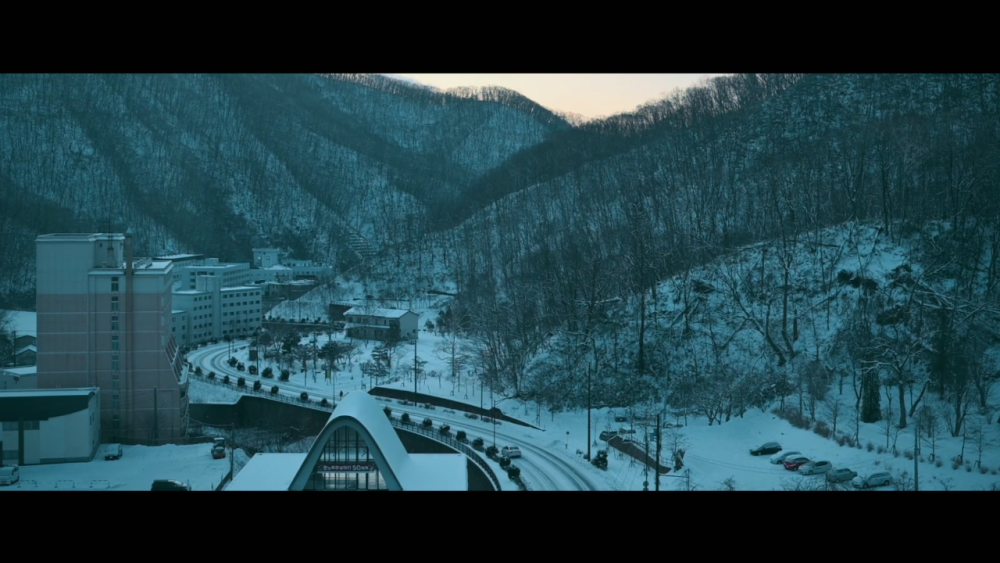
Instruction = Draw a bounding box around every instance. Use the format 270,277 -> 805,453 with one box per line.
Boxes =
0,444 -> 233,491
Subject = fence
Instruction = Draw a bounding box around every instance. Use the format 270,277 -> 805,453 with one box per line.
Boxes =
387,416 -> 504,492
216,469 -> 233,491
369,386 -> 542,430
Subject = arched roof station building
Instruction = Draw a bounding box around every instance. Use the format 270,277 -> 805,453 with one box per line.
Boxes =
227,391 -> 470,491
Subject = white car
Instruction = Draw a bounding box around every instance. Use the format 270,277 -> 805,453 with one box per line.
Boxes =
798,460 -> 833,476
770,450 -> 802,464
501,446 -> 522,459
852,471 -> 893,489
0,465 -> 19,486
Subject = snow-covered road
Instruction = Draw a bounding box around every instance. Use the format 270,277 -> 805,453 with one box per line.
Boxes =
186,342 -> 602,491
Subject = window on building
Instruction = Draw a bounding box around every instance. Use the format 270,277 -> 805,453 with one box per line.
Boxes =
112,414 -> 120,430
111,335 -> 119,351
112,394 -> 120,409
112,357 -> 119,371
111,280 -> 119,292
24,420 -> 39,430
1,422 -> 16,431
111,295 -> 119,311
111,315 -> 119,331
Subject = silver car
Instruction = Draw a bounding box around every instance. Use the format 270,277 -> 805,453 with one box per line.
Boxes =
770,450 -> 802,464
798,460 -> 833,475
826,467 -> 858,483
851,471 -> 892,489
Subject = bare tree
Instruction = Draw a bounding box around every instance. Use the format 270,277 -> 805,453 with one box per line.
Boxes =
916,405 -> 940,462
967,416 -> 992,468
822,395 -> 842,435
718,477 -> 738,491
0,308 -> 14,367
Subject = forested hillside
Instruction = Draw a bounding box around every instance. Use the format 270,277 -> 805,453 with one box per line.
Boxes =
0,73 -> 568,307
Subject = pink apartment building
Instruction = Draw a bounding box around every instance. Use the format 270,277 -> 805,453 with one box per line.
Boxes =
35,232 -> 188,444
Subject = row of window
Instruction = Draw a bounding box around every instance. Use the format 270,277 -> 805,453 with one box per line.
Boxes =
223,301 -> 260,307
2,421 -> 40,431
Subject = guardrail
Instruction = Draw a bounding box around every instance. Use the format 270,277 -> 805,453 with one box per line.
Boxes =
192,371 -> 339,413
388,416 -> 504,492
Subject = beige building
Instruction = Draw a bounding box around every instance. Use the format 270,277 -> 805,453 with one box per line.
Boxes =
343,308 -> 419,341
35,233 -> 187,444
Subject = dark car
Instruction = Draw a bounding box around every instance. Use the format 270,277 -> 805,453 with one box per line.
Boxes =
750,442 -> 782,456
151,479 -> 190,491
599,430 -> 619,441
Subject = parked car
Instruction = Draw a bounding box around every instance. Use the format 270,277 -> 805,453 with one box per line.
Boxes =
852,471 -> 892,489
151,479 -> 189,491
826,467 -> 858,483
213,437 -> 226,449
751,442 -> 782,456
770,450 -> 802,464
783,455 -> 810,470
798,460 -> 833,475
0,465 -> 19,486
212,445 -> 226,459
105,443 -> 123,461
501,446 -> 522,459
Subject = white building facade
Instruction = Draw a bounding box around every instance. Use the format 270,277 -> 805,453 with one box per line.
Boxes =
171,275 -> 263,346
1,387 -> 101,465
251,248 -> 333,282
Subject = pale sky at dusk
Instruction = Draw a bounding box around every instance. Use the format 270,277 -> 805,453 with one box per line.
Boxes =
387,74 -> 726,119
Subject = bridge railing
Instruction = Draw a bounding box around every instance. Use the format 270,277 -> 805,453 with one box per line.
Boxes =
387,416 -> 505,492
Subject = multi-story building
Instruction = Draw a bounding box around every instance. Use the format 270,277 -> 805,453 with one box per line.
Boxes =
251,248 -> 333,283
35,232 -> 187,444
171,274 -> 263,347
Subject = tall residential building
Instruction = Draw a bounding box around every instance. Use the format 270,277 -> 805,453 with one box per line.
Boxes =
170,275 -> 263,347
35,233 -> 187,444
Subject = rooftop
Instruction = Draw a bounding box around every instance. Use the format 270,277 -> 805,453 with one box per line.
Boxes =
0,388 -> 97,398
14,344 -> 36,355
221,286 -> 263,292
226,453 -> 308,491
173,290 -> 206,295
343,307 -> 414,319
155,254 -> 205,261
399,454 -> 468,491
1,366 -> 37,376
36,233 -> 125,242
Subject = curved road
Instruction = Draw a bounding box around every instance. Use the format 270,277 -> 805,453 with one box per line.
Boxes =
185,342 -> 601,491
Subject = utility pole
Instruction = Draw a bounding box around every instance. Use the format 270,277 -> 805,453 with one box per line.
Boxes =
230,423 -> 235,478
655,413 -> 661,492
586,363 -> 592,461
685,469 -> 691,491
413,335 -> 418,396
153,387 -> 158,445
643,426 -> 649,491
914,421 -> 919,492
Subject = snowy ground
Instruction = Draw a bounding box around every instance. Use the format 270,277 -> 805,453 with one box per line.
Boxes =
0,444 -> 233,491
